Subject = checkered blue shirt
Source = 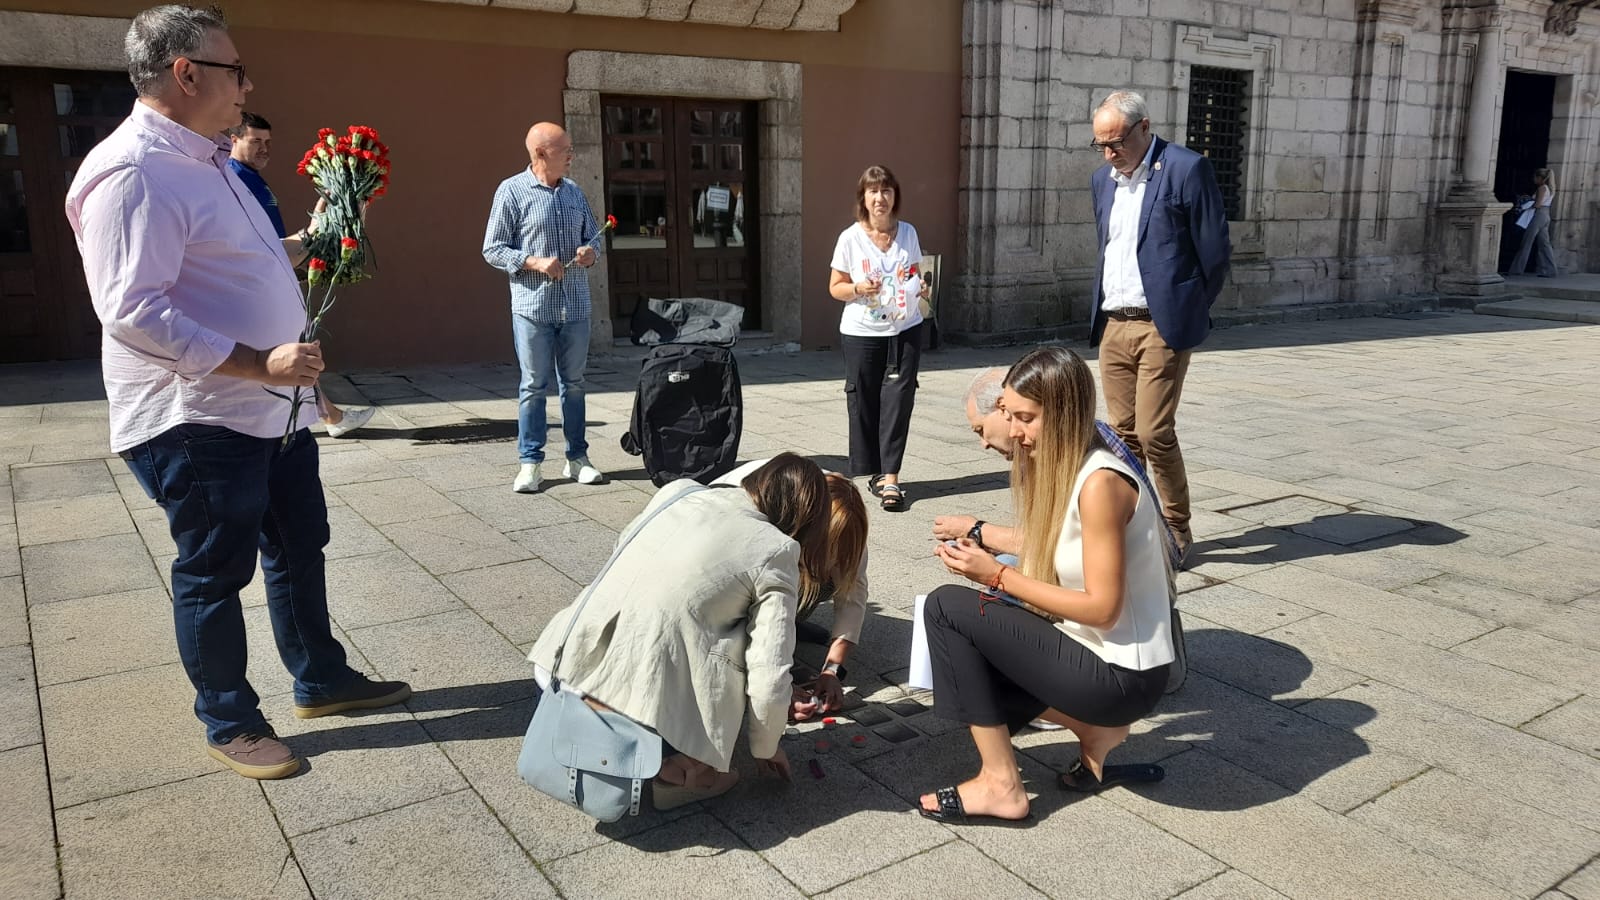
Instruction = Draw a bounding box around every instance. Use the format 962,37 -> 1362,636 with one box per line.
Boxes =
482,170 -> 601,324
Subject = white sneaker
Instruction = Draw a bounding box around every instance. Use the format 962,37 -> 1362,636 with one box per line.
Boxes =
563,456 -> 607,485
512,462 -> 542,493
326,406 -> 375,438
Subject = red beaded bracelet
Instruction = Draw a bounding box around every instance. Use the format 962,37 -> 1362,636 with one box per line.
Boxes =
988,564 -> 1009,594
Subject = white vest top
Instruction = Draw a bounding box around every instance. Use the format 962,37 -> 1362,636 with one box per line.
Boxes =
1051,447 -> 1175,670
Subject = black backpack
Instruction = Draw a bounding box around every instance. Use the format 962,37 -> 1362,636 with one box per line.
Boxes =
620,343 -> 743,486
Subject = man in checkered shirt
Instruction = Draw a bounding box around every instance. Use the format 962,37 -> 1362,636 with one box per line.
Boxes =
483,121 -> 606,493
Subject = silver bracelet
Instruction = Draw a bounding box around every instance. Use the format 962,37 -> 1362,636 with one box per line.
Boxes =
820,661 -> 842,677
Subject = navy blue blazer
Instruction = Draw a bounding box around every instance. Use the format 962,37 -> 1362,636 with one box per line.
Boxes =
1088,137 -> 1231,352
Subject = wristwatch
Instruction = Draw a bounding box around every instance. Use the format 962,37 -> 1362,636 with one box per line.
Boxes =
820,661 -> 842,678
966,520 -> 986,548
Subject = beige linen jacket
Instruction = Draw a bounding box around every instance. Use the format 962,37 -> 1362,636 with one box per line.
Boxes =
527,480 -> 800,771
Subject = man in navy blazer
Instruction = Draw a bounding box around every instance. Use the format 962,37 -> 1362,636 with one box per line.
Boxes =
1087,90 -> 1231,557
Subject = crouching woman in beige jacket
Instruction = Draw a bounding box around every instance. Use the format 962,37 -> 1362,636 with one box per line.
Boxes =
527,453 -> 831,809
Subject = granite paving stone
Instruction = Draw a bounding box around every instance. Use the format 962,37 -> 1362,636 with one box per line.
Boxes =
14,493 -> 134,547
439,557 -> 581,645
1300,681 -> 1600,833
10,460 -> 115,502
1521,696 -> 1600,760
0,483 -> 11,527
1106,749 -> 1510,900
256,696 -> 467,836
324,549 -> 464,629
1452,626 -> 1600,696
1181,619 -> 1367,707
40,662 -> 216,808
542,812 -> 802,899
0,575 -> 25,649
1175,583 -> 1320,635
1172,870 -> 1290,899
1265,614 -> 1573,726
323,504 -> 397,560
345,609 -> 535,719
1234,565 -> 1496,649
447,484 -> 592,532
330,476 -> 465,525
708,740 -> 951,895
0,745 -> 57,900
1561,859 -> 1600,900
57,772 -> 309,900
507,519 -> 621,584
0,644 -> 42,752
814,840 -> 1044,899
20,533 -> 161,605
0,524 -> 21,578
292,789 -> 552,899
28,587 -> 172,686
378,512 -> 534,575
1349,768 -> 1600,896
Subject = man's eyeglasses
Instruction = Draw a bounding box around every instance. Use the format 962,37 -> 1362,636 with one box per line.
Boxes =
185,58 -> 247,87
1089,120 -> 1145,153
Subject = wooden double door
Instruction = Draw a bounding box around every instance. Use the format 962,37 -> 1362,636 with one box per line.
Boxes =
0,67 -> 134,363
601,96 -> 759,335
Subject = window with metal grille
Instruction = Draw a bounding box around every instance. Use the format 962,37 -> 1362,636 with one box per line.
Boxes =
1186,66 -> 1250,220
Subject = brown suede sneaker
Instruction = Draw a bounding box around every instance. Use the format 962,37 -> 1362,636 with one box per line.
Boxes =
293,676 -> 412,719
206,726 -> 302,780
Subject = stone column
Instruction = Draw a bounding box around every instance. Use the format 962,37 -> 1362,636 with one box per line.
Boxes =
1434,3 -> 1506,297
1456,9 -> 1503,195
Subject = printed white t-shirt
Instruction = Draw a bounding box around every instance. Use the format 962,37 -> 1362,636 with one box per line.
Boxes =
831,221 -> 925,337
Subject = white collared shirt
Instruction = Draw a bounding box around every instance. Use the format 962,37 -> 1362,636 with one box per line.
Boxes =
1100,139 -> 1159,312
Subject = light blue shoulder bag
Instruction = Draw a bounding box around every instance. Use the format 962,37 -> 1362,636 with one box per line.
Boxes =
516,483 -> 706,822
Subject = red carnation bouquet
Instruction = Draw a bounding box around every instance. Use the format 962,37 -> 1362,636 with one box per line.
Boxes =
273,125 -> 392,443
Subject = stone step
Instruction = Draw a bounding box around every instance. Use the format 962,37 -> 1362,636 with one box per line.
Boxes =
1474,297 -> 1600,324
1501,273 -> 1600,303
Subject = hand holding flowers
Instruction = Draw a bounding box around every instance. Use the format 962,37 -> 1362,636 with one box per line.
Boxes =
564,214 -> 618,268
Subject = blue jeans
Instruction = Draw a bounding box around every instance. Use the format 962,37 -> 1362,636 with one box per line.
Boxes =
513,314 -> 590,464
122,425 -> 359,742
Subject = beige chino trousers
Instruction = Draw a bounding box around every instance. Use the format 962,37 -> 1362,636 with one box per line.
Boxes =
1098,315 -> 1193,547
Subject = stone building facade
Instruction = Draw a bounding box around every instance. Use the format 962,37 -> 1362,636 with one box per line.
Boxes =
948,0 -> 1600,340
0,0 -> 1595,364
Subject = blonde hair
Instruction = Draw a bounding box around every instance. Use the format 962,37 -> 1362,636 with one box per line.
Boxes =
1004,347 -> 1099,586
1534,168 -> 1554,189
797,474 -> 868,614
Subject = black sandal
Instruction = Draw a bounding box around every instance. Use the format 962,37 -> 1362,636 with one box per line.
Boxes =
916,785 -> 1032,826
1057,760 -> 1164,793
879,483 -> 906,512
867,474 -> 886,497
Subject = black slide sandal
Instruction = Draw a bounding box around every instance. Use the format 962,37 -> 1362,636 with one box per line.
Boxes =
916,786 -> 1032,826
879,484 -> 906,511
1058,760 -> 1164,793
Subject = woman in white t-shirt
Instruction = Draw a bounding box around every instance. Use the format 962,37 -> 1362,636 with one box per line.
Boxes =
828,165 -> 926,511
1509,168 -> 1559,278
916,347 -> 1173,825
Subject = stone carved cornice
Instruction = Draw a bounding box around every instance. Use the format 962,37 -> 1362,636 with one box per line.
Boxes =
1442,2 -> 1504,34
415,0 -> 857,31
1546,0 -> 1600,36
1357,0 -> 1426,26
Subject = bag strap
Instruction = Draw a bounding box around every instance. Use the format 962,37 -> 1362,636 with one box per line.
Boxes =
548,483 -> 708,682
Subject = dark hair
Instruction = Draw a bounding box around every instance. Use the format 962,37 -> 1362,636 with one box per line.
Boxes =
742,452 -> 831,584
226,111 -> 270,138
125,5 -> 229,97
854,165 -> 902,223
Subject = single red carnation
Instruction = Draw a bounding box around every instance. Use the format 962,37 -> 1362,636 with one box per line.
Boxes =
308,257 -> 327,270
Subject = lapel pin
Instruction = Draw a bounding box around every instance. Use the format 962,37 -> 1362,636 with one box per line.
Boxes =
1154,161 -> 1162,171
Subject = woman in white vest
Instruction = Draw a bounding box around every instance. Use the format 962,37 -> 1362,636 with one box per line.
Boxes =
917,346 -> 1174,824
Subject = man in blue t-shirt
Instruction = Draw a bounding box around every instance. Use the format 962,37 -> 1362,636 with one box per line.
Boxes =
227,111 -> 374,438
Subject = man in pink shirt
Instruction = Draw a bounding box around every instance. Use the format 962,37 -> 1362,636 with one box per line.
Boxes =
65,4 -> 409,780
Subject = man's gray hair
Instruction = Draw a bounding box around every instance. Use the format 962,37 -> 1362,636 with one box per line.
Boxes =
125,5 -> 229,97
1097,90 -> 1149,128
964,368 -> 1006,414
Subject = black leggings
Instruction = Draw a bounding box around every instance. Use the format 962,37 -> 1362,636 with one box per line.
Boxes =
841,324 -> 922,477
923,584 -> 1167,732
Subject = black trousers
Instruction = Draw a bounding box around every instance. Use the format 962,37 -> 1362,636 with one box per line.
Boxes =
923,584 -> 1167,731
841,323 -> 922,477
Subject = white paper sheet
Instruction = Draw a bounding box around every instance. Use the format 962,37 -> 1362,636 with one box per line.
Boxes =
908,593 -> 934,691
